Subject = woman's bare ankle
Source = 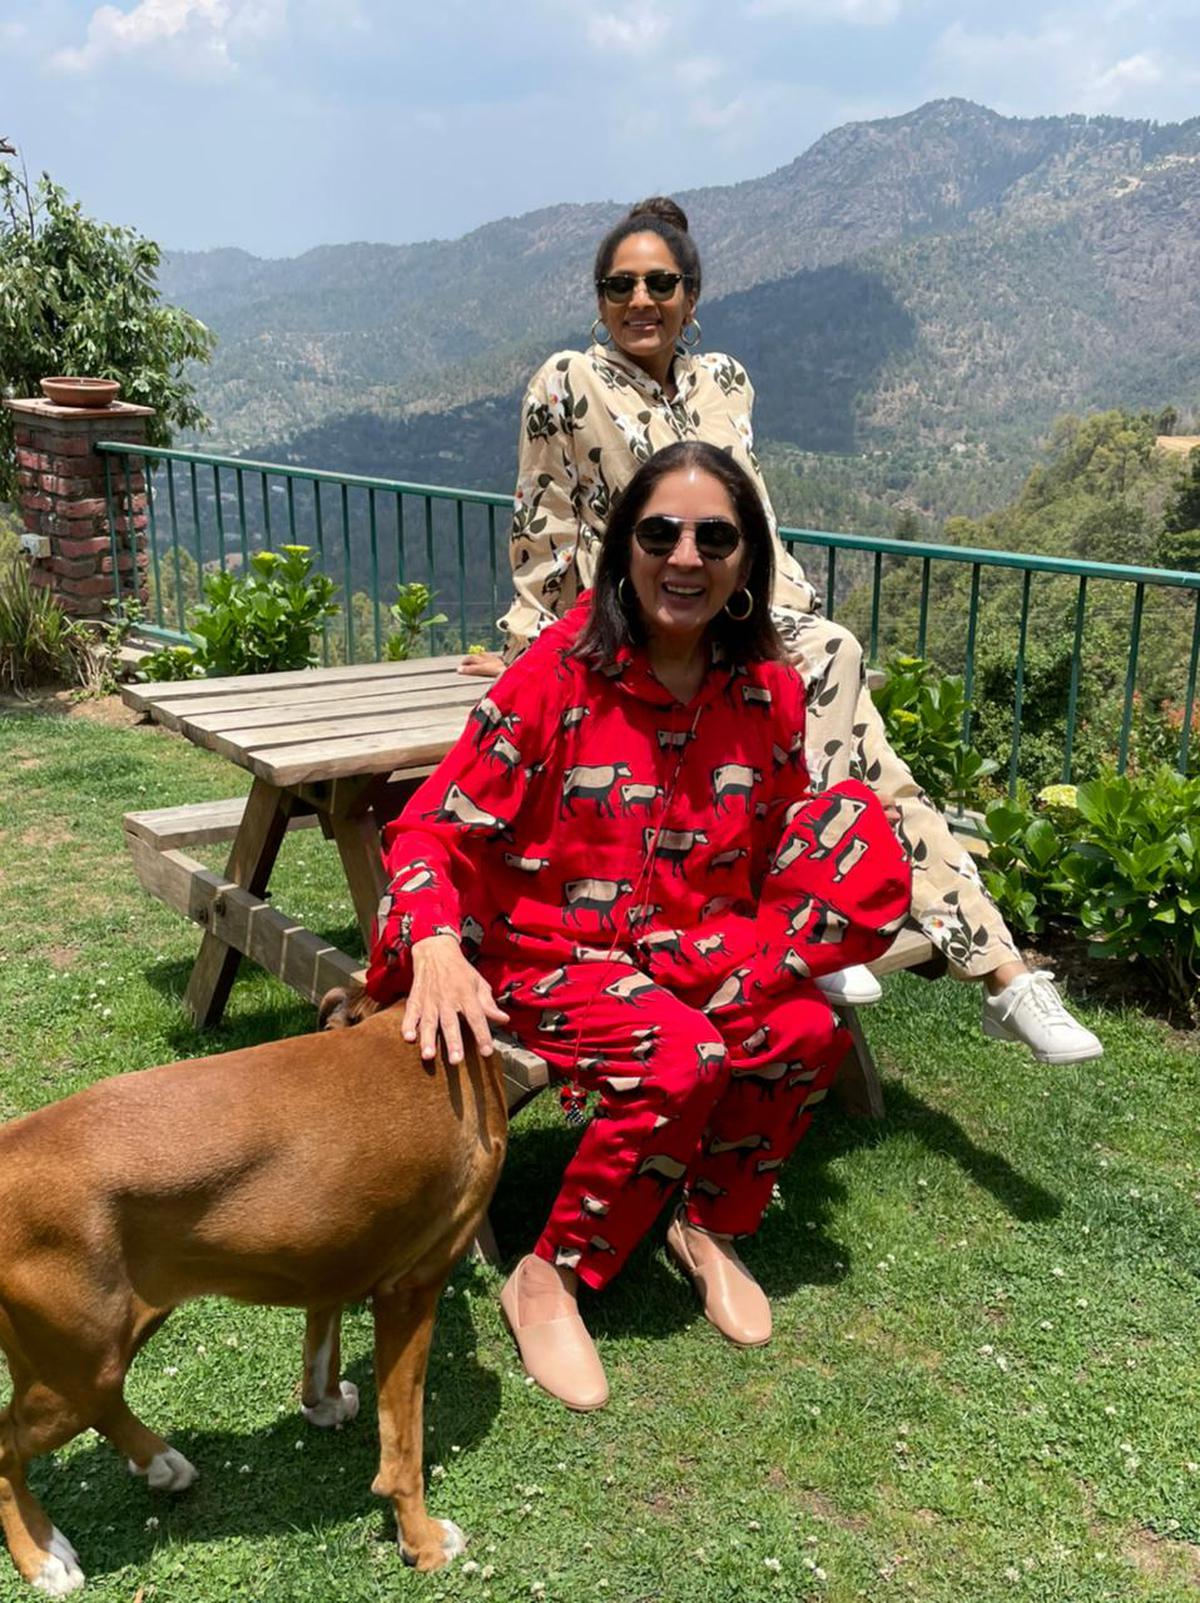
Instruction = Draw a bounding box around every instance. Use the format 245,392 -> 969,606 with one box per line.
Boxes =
985,960 -> 1029,995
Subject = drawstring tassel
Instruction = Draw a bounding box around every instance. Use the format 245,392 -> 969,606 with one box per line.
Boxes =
559,1080 -> 590,1127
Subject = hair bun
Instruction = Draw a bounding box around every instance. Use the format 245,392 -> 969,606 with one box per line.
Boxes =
626,196 -> 689,234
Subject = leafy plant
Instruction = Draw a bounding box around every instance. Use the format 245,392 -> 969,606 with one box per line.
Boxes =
383,582 -> 447,662
1057,767 -> 1200,1022
871,654 -> 998,809
0,555 -> 88,692
138,644 -> 202,682
0,150 -> 213,502
979,796 -> 1064,936
188,546 -> 339,676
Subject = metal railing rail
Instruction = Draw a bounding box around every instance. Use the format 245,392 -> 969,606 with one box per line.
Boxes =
97,441 -> 1200,787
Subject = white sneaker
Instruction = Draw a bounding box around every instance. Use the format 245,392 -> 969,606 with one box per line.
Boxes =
815,964 -> 883,1006
982,969 -> 1103,1064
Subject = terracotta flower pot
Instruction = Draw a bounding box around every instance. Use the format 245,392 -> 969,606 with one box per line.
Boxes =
40,376 -> 122,408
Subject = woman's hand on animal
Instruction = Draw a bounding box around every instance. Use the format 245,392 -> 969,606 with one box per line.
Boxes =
405,935 -> 510,1064
458,651 -> 505,679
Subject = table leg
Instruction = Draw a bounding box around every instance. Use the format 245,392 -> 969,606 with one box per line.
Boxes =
183,780 -> 293,1028
328,810 -> 388,950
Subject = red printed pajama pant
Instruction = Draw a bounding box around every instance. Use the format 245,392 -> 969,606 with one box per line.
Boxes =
479,945 -> 848,1291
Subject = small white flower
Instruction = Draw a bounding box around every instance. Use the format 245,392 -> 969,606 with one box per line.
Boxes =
239,1464 -> 251,1474
917,1178 -> 928,1188
1105,1405 -> 1117,1416
530,1584 -> 545,1597
1039,1321 -> 1053,1331
979,1344 -> 995,1357
1051,1266 -> 1065,1278
1076,1298 -> 1089,1309
164,1365 -> 179,1376
481,1565 -> 496,1579
145,1516 -> 159,1530
294,1440 -> 303,1451
451,1444 -> 461,1454
814,1567 -> 827,1582
764,1557 -> 781,1572
748,1519 -> 761,1530
461,1560 -> 479,1576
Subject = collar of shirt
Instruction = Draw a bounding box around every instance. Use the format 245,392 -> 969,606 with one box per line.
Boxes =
588,342 -> 700,406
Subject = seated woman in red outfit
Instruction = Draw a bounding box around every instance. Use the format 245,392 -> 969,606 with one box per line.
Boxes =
366,441 -> 911,1412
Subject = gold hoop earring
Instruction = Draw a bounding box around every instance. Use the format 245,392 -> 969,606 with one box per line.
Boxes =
681,317 -> 702,350
724,587 -> 752,621
590,317 -> 613,346
618,576 -> 633,607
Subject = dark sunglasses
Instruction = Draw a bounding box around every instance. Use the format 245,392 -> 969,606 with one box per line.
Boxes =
633,514 -> 742,561
598,270 -> 688,304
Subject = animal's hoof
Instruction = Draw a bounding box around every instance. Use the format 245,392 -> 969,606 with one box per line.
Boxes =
32,1529 -> 85,1596
301,1379 -> 359,1428
129,1446 -> 198,1492
400,1518 -> 467,1571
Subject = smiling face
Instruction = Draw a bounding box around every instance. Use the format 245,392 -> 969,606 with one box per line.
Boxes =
597,232 -> 697,380
627,466 -> 746,647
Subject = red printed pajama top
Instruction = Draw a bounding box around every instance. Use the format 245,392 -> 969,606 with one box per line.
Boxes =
365,601 -> 910,1001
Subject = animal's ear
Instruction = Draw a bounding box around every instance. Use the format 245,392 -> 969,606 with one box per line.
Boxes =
319,983 -> 383,1030
318,989 -> 351,1030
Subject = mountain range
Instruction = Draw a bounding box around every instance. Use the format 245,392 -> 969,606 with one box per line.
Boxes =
159,98 -> 1200,524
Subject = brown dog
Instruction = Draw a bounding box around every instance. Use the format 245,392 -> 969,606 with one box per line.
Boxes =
0,991 -> 506,1596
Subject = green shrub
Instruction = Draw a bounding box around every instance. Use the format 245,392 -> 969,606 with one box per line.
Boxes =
138,644 -> 202,682
979,796 -> 1065,936
871,654 -> 998,809
0,557 -> 88,692
188,546 -> 339,676
1058,767 -> 1200,1022
383,582 -> 448,662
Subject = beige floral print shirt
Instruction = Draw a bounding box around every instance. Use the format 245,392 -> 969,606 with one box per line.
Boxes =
498,343 -> 818,657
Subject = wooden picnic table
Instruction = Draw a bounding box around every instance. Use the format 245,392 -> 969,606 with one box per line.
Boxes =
122,657 -> 937,1129
121,657 -> 487,1028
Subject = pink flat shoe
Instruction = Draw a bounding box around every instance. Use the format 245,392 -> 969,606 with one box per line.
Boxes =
499,1256 -> 609,1412
666,1210 -> 772,1348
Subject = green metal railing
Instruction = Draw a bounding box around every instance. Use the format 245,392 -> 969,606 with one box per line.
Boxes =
97,441 -> 1200,788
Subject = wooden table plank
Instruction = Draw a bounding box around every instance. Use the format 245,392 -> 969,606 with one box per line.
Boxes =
183,705 -> 477,771
239,720 -> 472,787
121,653 -> 466,715
185,678 -> 482,736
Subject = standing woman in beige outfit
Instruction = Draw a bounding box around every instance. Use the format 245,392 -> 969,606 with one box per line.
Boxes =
461,197 -> 1100,1066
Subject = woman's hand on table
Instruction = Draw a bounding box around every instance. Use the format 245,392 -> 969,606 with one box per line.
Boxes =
404,934 -> 510,1064
457,651 -> 505,679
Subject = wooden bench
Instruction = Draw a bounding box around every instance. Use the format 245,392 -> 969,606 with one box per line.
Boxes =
123,798 -> 361,1007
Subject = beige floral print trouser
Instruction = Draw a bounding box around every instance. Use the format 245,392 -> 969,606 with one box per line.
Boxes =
775,610 -> 1021,980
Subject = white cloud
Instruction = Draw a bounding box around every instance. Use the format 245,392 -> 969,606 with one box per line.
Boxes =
749,0 -> 902,24
932,14 -> 1194,116
49,0 -> 285,77
585,7 -> 670,52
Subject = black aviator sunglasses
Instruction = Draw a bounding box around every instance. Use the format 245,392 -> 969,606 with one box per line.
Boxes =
597,270 -> 690,304
633,514 -> 742,561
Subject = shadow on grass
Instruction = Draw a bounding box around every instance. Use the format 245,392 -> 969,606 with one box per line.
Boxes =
28,1290 -> 499,1583
490,1075 -> 1062,1341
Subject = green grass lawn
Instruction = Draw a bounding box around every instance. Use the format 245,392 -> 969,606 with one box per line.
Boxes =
1,698 -> 1198,1603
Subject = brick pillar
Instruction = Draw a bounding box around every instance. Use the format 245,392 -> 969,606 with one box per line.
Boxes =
3,397 -> 156,618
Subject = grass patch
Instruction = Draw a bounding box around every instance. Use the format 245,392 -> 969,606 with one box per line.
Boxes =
1,701 -> 1198,1601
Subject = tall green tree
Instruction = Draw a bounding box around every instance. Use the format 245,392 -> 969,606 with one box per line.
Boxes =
0,144 -> 214,501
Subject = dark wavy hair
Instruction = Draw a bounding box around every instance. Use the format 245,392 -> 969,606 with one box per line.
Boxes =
593,196 -> 702,298
573,441 -> 782,670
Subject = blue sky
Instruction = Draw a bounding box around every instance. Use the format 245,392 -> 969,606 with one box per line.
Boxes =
2,0 -> 1197,258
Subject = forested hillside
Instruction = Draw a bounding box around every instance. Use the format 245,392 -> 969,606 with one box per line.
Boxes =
159,98 -> 1200,530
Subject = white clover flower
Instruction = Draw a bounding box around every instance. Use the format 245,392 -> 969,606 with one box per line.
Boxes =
764,1557 -> 781,1572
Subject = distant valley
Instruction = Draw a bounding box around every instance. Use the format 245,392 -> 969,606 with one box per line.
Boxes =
159,98 -> 1200,535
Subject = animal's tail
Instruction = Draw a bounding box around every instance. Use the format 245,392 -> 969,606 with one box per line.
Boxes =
317,983 -> 382,1031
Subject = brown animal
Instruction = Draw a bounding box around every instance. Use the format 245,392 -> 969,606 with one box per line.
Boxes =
0,990 -> 506,1595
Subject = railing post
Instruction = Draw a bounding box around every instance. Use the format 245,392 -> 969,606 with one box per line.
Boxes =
3,396 -> 155,618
